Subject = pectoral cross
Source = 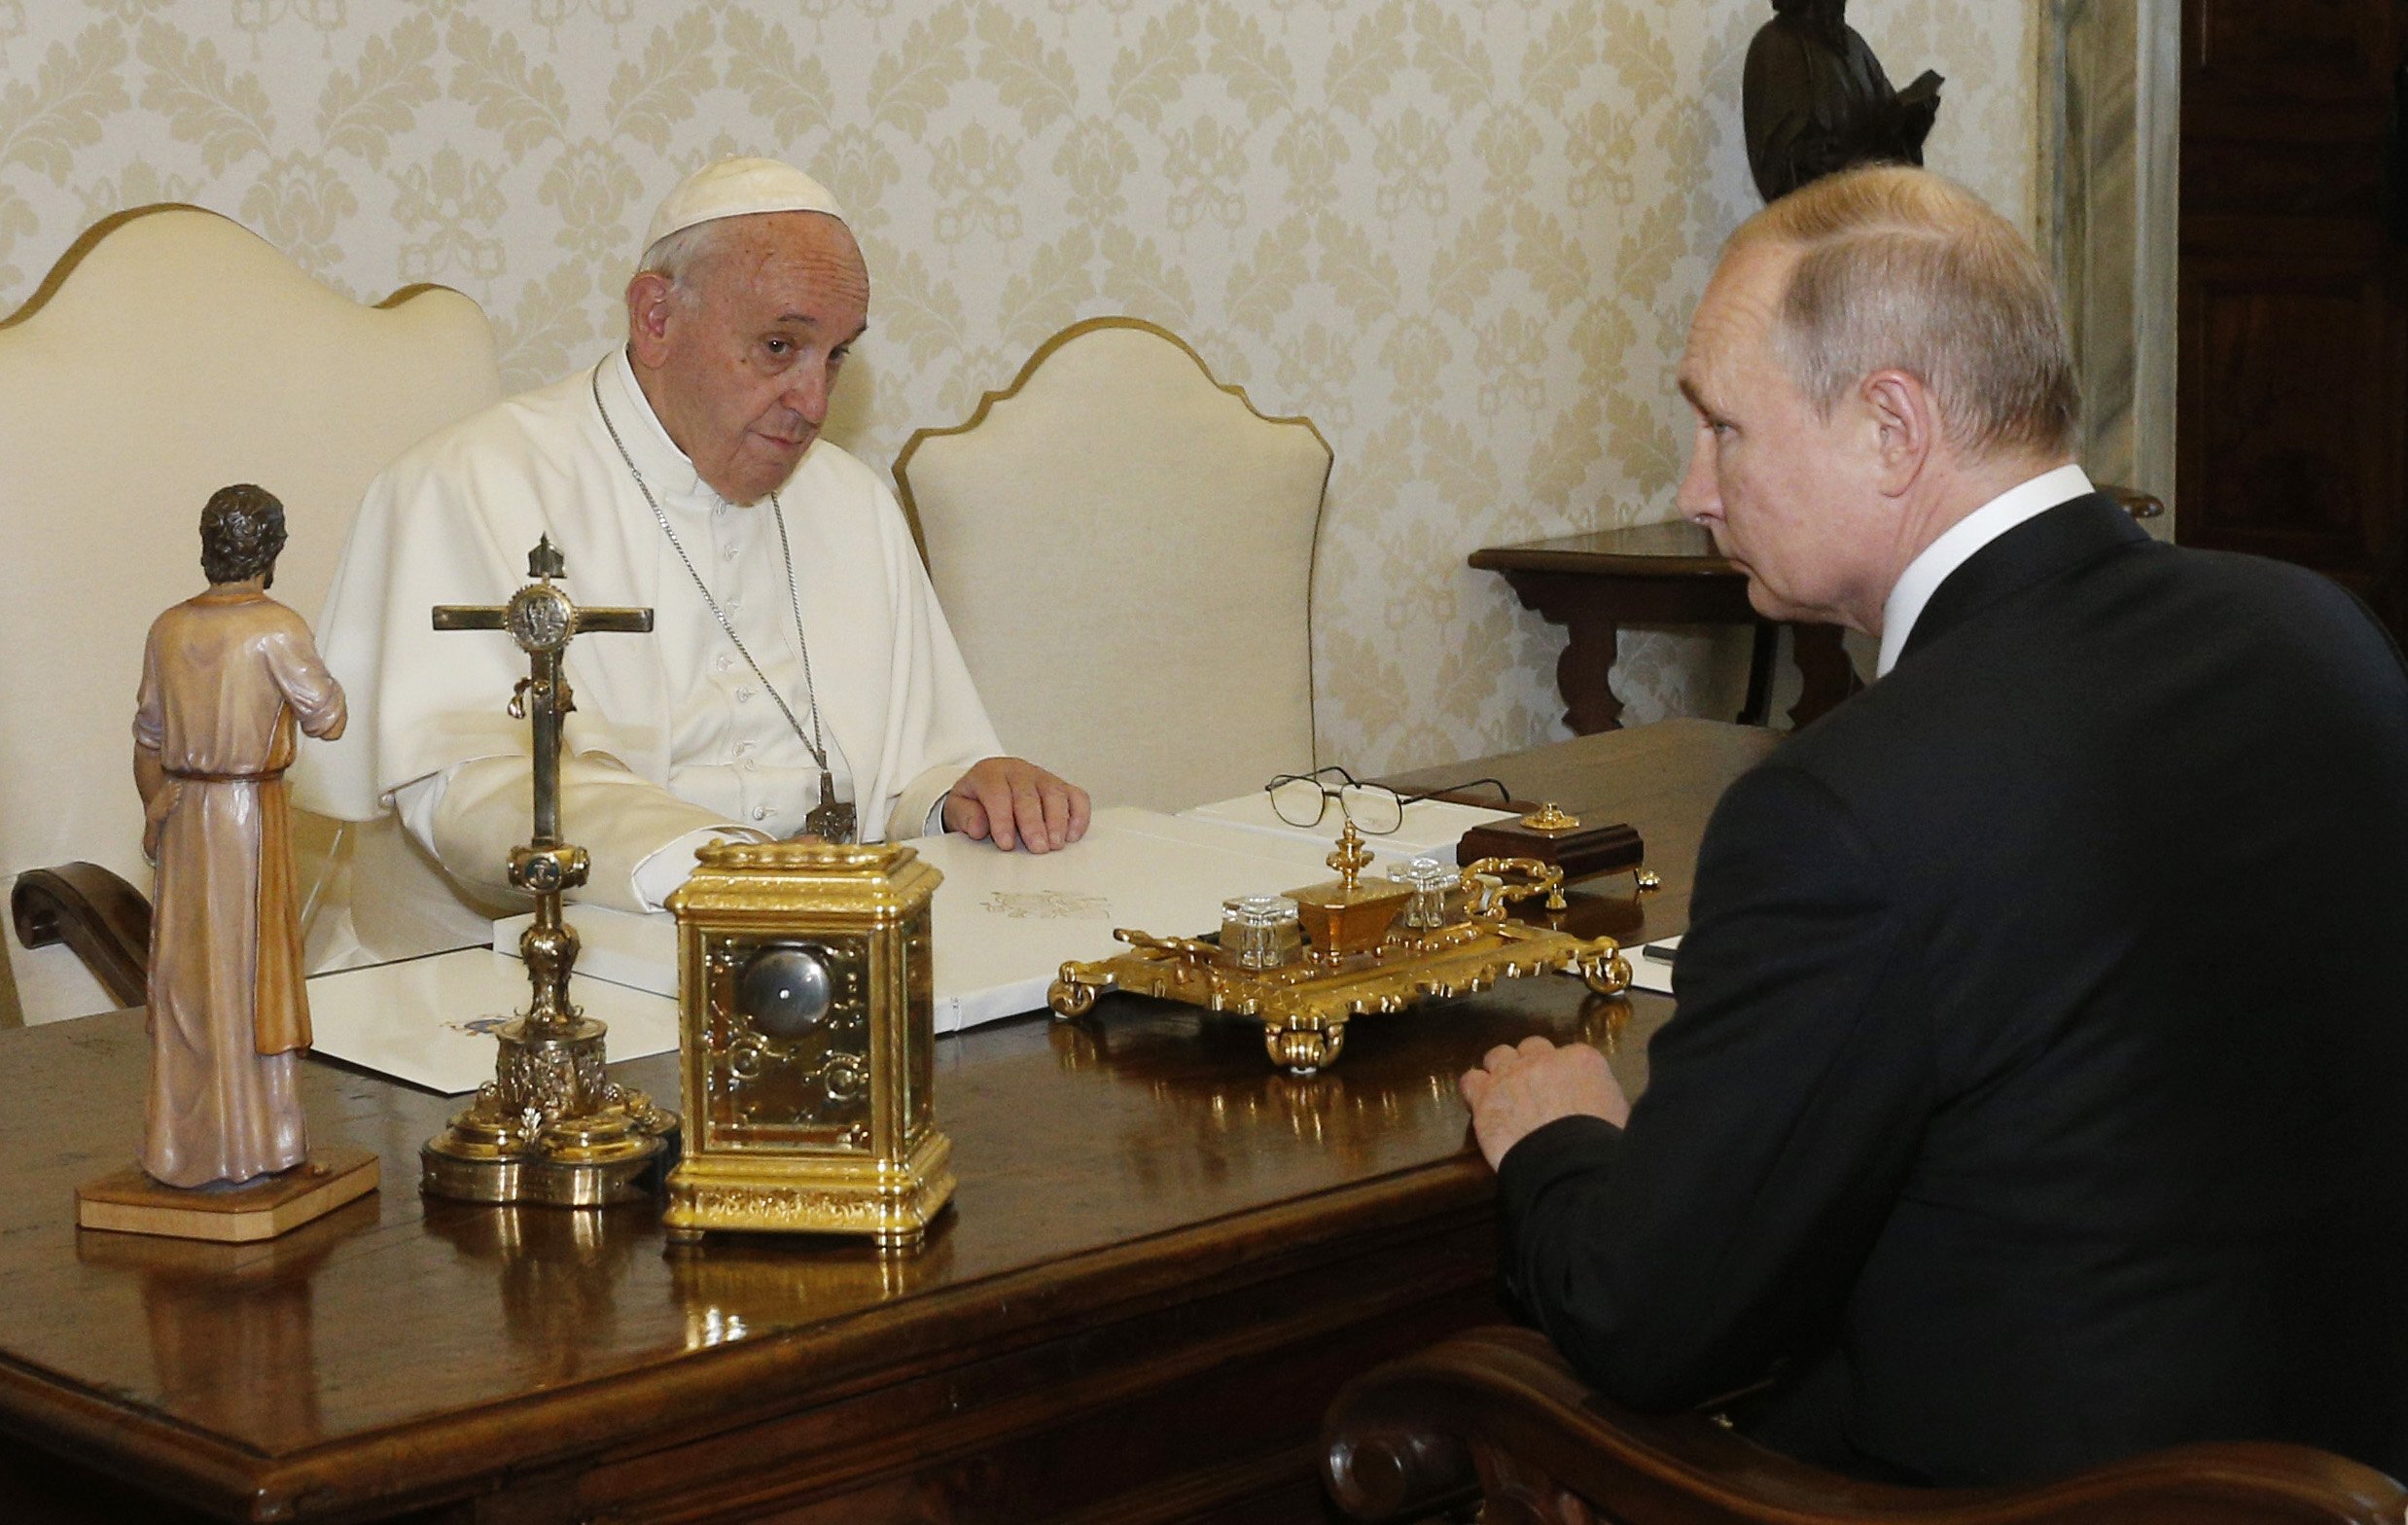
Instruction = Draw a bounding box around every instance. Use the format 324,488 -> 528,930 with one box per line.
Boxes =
433,536 -> 653,1034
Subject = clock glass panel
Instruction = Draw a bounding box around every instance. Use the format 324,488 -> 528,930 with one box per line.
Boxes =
701,934 -> 873,1152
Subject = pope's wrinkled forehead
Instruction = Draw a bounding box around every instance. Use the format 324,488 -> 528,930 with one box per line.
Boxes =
704,211 -> 870,313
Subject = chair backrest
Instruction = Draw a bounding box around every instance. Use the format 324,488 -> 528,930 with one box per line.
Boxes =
895,318 -> 1332,813
0,205 -> 501,1022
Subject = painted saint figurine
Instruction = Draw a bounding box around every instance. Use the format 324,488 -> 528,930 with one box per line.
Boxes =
1744,0 -> 1942,203
131,484 -> 347,1188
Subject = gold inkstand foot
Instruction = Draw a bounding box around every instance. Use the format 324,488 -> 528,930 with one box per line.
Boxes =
1265,1021 -> 1347,1077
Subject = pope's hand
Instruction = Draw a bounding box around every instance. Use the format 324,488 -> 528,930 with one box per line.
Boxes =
942,756 -> 1092,853
1458,1036 -> 1631,1169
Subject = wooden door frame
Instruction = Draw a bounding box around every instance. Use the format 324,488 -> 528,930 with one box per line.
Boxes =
2038,0 -> 2183,533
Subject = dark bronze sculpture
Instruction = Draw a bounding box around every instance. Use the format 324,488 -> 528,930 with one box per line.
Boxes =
1743,0 -> 1942,202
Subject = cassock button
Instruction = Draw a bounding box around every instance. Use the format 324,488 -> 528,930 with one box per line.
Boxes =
736,688 -> 754,702
752,805 -> 769,822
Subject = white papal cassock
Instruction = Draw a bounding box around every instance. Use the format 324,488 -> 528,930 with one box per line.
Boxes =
294,348 -> 1000,933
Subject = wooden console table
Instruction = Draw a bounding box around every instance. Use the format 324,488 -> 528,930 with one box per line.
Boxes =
1480,490 -> 2166,738
1472,521 -> 1860,733
0,721 -> 1777,1525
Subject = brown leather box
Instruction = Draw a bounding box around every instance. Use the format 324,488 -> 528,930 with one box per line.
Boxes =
1456,804 -> 1646,885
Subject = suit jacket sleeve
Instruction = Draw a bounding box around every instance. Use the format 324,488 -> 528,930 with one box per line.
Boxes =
1497,762 -> 1936,1410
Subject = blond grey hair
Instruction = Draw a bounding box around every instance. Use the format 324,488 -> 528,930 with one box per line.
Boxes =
1733,164 -> 2079,462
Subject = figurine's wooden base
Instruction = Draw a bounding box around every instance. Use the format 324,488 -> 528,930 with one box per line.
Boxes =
75,1147 -> 380,1243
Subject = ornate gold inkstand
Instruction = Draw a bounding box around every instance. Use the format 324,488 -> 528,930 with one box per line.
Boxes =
660,839 -> 953,1251
419,539 -> 680,1208
1047,819 -> 1635,1076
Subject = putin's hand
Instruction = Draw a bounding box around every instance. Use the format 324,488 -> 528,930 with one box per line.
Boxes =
1458,1036 -> 1631,1168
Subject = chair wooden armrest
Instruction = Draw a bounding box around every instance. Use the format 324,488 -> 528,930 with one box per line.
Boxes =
2099,483 -> 2168,520
1322,1326 -> 2407,1525
11,863 -> 150,1011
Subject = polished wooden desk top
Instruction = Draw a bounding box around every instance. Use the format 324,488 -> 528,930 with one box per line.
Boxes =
0,720 -> 1778,1524
1468,520 -> 1736,579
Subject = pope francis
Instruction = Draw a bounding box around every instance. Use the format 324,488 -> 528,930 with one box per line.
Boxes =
297,158 -> 1089,934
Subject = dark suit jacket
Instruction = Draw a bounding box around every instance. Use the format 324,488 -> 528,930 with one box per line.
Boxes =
1497,495 -> 2408,1487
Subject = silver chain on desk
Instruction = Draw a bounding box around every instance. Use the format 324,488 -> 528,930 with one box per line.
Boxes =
589,360 -> 831,782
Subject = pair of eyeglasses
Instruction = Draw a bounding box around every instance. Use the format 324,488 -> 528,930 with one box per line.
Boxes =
1264,767 -> 1512,835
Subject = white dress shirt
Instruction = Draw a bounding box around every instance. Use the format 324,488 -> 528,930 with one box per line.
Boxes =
1876,464 -> 2095,677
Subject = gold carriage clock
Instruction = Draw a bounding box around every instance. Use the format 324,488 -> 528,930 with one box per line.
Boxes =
660,839 -> 954,1250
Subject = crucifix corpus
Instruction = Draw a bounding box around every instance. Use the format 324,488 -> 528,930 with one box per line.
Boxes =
419,536 -> 680,1208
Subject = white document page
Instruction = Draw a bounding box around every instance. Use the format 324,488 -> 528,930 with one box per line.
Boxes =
491,807 -> 1350,1033
1179,789 -> 1517,863
492,904 -> 678,1000
308,946 -> 677,1095
909,806 -> 1338,1028
1629,933 -> 1680,995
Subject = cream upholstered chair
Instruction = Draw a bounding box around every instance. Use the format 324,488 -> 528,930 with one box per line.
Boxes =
894,318 -> 1332,813
0,205 -> 501,1025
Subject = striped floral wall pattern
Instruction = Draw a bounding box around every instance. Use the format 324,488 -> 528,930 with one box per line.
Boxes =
0,1 -> 2035,775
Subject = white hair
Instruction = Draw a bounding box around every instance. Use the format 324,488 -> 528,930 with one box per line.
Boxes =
634,218 -> 734,311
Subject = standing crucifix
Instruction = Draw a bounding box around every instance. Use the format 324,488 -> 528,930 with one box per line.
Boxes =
419,536 -> 679,1208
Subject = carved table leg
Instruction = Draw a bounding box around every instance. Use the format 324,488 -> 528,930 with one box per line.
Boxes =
1494,570 -> 1632,735
1553,613 -> 1625,734
1788,622 -> 1864,729
1490,564 -> 1774,737
1735,621 -> 1780,727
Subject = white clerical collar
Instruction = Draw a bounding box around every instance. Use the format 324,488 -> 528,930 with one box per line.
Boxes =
1875,463 -> 2094,676
599,347 -> 712,502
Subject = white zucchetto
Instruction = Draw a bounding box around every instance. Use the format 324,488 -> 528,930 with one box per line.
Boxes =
641,157 -> 849,256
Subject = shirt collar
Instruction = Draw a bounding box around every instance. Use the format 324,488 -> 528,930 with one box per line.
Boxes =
598,346 -> 715,505
1875,464 -> 2094,676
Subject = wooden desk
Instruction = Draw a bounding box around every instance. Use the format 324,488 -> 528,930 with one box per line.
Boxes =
0,721 -> 1778,1525
1470,521 -> 1860,733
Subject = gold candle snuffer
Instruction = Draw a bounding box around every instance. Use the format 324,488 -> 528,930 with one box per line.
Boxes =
419,538 -> 680,1208
1046,822 -> 1633,1076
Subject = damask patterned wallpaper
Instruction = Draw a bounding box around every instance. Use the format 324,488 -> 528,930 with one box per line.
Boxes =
0,0 -> 2035,773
